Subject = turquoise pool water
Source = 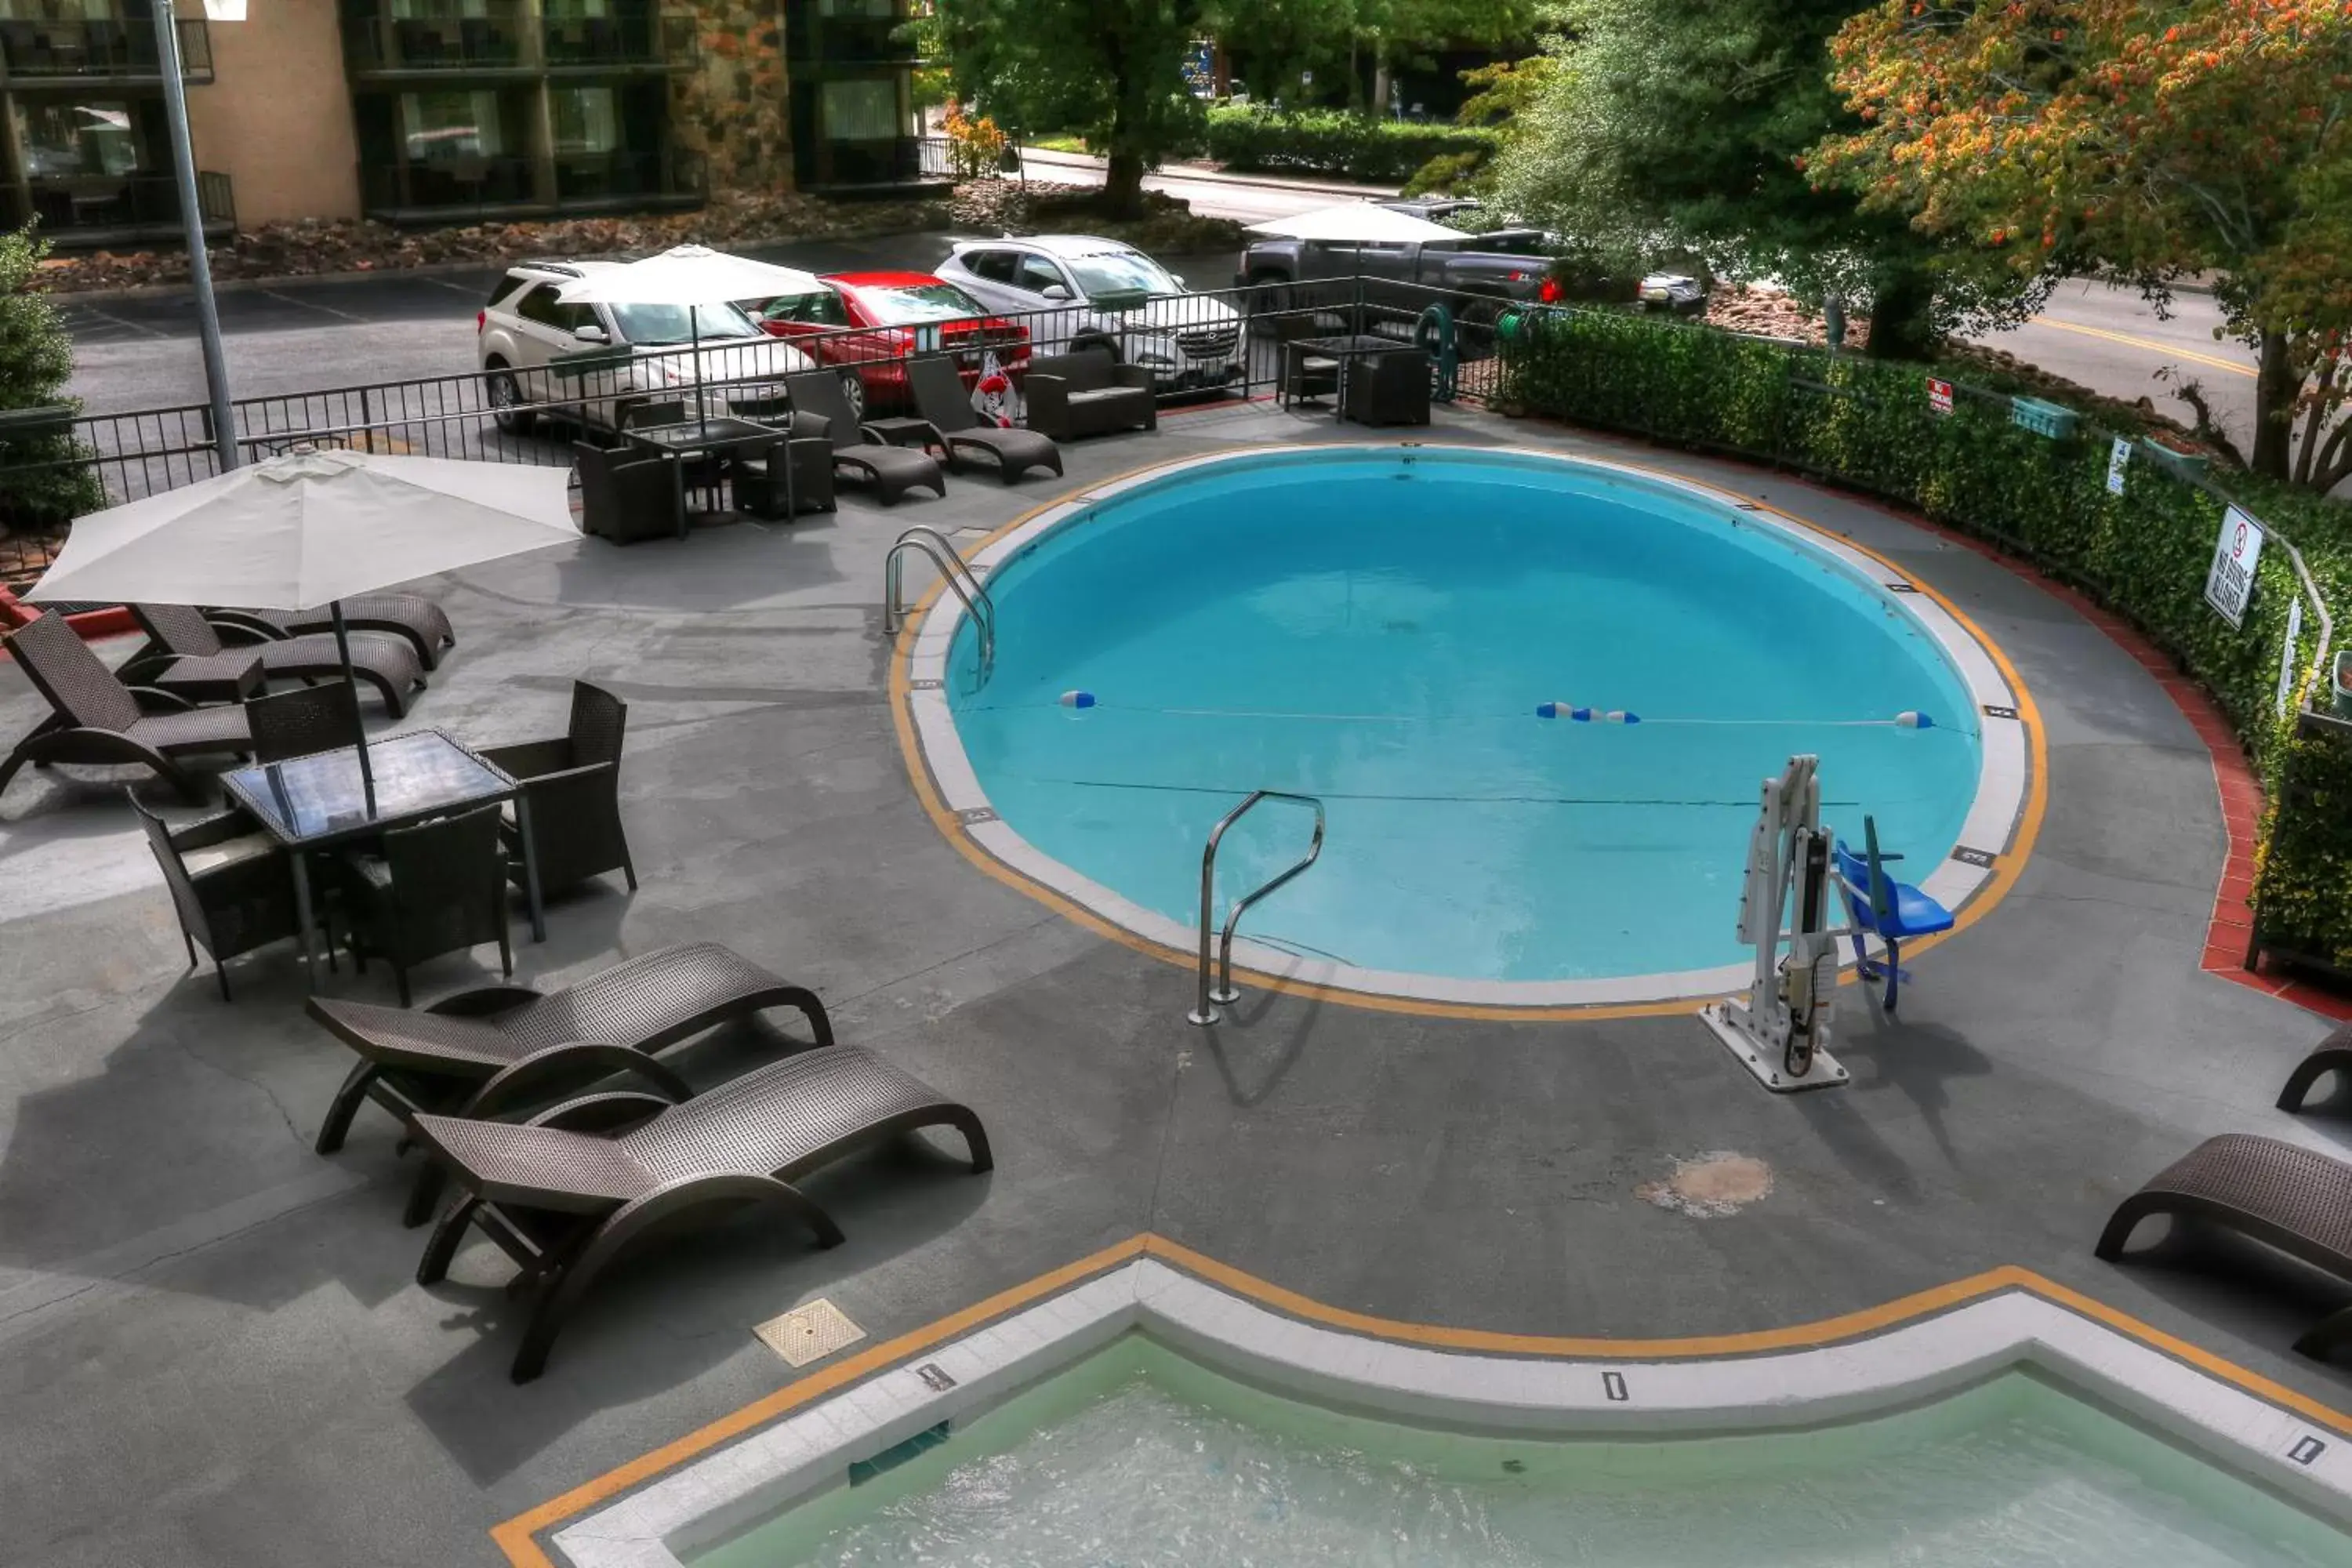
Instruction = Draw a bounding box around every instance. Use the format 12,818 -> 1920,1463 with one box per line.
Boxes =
944,448 -> 1984,985
695,1338 -> 2346,1566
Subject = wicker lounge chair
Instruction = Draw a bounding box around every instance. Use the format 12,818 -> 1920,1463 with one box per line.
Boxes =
125,603 -> 425,718
0,612 -> 252,803
208,595 -> 456,672
477,680 -> 636,898
130,791 -> 307,1000
904,355 -> 1064,484
2096,1132 -> 2352,1358
2276,1025 -> 2352,1113
411,1044 -> 992,1380
307,940 -> 829,1156
786,369 -> 946,506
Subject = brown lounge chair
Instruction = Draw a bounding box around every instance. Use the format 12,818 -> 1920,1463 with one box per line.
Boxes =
123,603 -> 426,718
2276,1025 -> 2352,1113
786,368 -> 947,506
904,354 -> 1064,484
207,594 -> 456,671
0,612 -> 252,802
2096,1132 -> 2352,1358
412,1044 -> 992,1380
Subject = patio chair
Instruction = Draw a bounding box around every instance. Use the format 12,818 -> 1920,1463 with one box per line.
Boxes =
207,594 -> 456,672
333,803 -> 511,1007
2276,1025 -> 2352,1114
1279,344 -> 1341,408
2096,1132 -> 2352,1359
574,440 -> 681,545
307,938 -> 830,1158
246,681 -> 362,764
411,1044 -> 992,1380
130,791 -> 306,1000
124,602 -> 425,719
1024,348 -> 1156,441
0,612 -> 252,804
786,369 -> 946,506
904,356 -> 1064,484
477,681 -> 636,898
1341,347 -> 1432,426
731,418 -> 836,517
1831,816 -> 1954,1013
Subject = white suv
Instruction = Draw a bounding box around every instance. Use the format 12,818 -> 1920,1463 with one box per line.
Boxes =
935,236 -> 1243,392
476,260 -> 813,435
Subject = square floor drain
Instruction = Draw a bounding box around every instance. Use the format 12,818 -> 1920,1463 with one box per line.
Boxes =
754,1298 -> 866,1367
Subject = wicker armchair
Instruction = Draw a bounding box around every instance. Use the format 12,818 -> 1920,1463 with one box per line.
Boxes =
334,804 -> 512,1006
1342,347 -> 1432,426
478,681 -> 636,898
575,441 -> 681,545
246,681 -> 361,764
732,414 -> 836,517
131,792 -> 303,1000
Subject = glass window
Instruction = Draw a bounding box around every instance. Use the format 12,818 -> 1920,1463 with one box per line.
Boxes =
14,99 -> 138,179
1015,254 -> 1068,296
514,285 -> 593,332
964,249 -> 1016,285
608,300 -> 764,345
819,77 -> 899,142
401,89 -> 501,161
1063,249 -> 1180,299
761,289 -> 852,328
844,281 -> 985,325
550,86 -> 616,153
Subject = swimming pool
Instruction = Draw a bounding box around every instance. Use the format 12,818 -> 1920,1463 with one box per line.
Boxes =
694,1338 -> 2345,1567
905,446 -> 2031,1007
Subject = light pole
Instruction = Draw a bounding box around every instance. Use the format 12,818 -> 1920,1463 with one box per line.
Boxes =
151,0 -> 237,471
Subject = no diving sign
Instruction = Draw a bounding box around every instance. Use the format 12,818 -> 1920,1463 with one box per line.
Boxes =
2204,505 -> 2264,628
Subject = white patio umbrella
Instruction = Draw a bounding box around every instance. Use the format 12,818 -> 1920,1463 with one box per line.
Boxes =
27,446 -> 578,806
1244,202 -> 1468,245
555,245 -> 826,431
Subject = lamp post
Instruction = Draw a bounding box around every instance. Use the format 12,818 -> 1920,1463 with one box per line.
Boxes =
151,0 -> 238,471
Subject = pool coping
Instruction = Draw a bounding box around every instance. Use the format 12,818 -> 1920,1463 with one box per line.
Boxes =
894,443 -> 2042,1014
521,1237 -> 2352,1566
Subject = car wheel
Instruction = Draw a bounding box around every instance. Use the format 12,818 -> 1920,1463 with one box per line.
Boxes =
485,360 -> 535,436
837,369 -> 867,423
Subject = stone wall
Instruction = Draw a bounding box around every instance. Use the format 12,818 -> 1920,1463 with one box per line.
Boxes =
669,0 -> 793,194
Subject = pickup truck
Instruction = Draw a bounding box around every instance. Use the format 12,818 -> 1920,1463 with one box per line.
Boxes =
1233,219 -> 1554,323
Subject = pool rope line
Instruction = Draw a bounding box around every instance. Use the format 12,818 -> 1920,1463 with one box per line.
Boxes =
995,772 -> 1881,811
887,442 -> 2048,1024
960,694 -> 1978,736
494,1233 -> 2352,1567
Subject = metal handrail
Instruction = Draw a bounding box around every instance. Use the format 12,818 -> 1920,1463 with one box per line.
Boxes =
884,526 -> 994,678
1188,789 -> 1327,1025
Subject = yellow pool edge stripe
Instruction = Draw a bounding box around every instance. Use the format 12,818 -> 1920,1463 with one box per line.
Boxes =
885,443 -> 2047,1022
494,1234 -> 2352,1563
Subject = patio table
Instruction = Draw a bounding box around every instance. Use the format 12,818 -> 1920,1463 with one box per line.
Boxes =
146,649 -> 266,706
623,416 -> 783,535
223,728 -> 545,989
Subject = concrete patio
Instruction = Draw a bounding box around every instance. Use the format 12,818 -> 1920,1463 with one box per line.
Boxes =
2,397 -> 2345,1565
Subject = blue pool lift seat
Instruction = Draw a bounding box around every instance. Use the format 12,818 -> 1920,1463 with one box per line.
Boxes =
1831,815 -> 1955,1013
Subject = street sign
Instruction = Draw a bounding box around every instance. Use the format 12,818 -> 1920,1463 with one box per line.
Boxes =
2204,504 -> 2265,627
2277,595 -> 2305,717
2106,436 -> 2132,495
1926,378 -> 1954,417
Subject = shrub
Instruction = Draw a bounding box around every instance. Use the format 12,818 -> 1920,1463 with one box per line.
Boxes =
1203,107 -> 1500,184
0,223 -> 101,541
1399,150 -> 1488,198
941,102 -> 1011,180
1498,306 -> 2352,977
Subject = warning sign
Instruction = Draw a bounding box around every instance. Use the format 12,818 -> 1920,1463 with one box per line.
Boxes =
2204,505 -> 2264,628
1926,378 -> 1955,417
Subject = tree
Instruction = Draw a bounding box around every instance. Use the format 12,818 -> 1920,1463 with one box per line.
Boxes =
1491,0 -> 2047,358
0,223 -> 100,535
933,0 -> 1208,215
1811,0 -> 2352,487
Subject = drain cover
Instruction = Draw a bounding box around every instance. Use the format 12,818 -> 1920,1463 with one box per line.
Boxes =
754,1298 -> 866,1367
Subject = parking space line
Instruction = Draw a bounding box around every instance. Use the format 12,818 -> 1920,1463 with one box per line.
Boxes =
67,303 -> 169,339
257,287 -> 365,323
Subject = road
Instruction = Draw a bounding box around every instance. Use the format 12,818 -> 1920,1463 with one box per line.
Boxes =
59,158 -> 2266,465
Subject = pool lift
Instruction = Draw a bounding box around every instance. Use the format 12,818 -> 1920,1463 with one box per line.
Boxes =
1700,753 -> 1852,1093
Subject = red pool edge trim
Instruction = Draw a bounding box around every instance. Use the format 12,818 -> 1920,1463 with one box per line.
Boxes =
0,586 -> 135,646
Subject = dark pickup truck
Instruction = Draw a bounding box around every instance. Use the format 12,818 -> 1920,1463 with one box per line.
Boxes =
1234,206 -> 1555,322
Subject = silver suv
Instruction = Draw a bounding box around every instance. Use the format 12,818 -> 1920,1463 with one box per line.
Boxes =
935,236 -> 1243,392
476,260 -> 813,434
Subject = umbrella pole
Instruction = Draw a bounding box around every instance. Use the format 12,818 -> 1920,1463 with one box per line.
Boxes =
693,312 -> 707,436
332,601 -> 377,817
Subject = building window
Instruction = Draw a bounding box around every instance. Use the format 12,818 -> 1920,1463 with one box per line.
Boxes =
550,85 -> 615,153
817,0 -> 894,14
401,88 -> 501,161
16,99 -> 139,176
820,77 -> 898,142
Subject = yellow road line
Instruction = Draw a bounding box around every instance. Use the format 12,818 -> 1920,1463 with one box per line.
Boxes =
2028,316 -> 2256,378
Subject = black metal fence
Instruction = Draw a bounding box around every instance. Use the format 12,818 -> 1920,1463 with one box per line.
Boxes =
0,275 -> 1507,579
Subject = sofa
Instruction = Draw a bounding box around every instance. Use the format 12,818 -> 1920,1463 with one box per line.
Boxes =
1023,348 -> 1157,441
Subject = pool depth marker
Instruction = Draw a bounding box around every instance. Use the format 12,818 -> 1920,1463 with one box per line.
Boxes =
1700,753 -> 1851,1092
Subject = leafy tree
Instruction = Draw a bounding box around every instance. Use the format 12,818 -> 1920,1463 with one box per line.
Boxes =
0,223 -> 100,535
1210,0 -> 1541,112
1812,0 -> 2352,488
933,0 -> 1208,215
1491,0 -> 2048,358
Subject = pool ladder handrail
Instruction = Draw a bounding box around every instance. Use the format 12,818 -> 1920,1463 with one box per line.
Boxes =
884,526 -> 994,680
1189,789 -> 1327,1025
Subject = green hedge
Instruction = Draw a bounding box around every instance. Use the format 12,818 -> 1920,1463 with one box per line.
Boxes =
1203,107 -> 1500,184
1497,306 -> 2352,975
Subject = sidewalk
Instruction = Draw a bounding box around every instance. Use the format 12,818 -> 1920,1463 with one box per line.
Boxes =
1016,144 -> 1400,201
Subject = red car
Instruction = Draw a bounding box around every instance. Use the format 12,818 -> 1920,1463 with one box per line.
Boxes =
754,270 -> 1031,421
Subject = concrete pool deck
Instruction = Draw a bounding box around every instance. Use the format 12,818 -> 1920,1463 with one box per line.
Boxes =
2,397 -> 2349,1564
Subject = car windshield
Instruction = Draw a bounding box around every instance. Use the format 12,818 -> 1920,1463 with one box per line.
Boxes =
851,281 -> 988,325
608,301 -> 764,345
1064,251 -> 1179,300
